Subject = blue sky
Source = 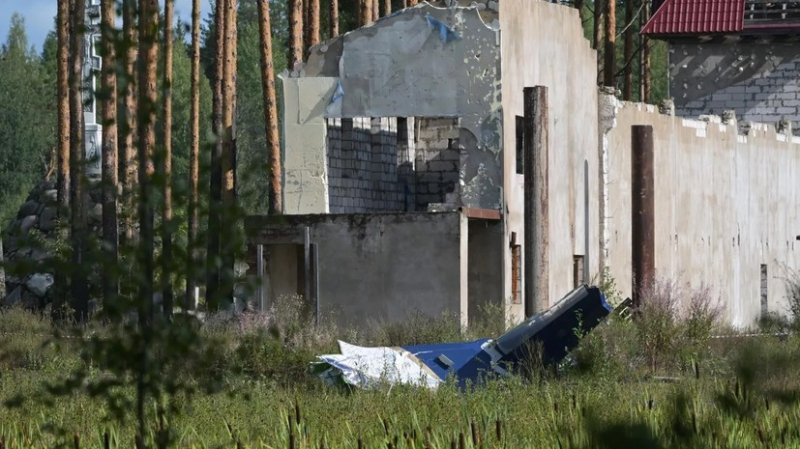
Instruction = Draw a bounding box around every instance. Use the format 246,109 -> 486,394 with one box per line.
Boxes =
0,0 -> 213,54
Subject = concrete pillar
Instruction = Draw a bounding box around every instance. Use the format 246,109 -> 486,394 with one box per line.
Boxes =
631,125 -> 655,309
523,86 -> 550,316
459,212 -> 469,329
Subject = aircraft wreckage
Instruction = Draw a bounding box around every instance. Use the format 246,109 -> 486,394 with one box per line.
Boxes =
311,285 -> 618,389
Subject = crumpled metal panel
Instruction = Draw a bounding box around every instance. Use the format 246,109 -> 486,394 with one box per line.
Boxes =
312,285 -> 613,389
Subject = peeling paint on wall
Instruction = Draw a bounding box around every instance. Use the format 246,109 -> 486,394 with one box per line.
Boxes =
282,3 -> 504,210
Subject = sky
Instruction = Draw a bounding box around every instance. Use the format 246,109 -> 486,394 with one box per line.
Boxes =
0,0 -> 213,54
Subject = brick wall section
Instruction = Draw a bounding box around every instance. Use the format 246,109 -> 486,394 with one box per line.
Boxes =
327,117 -> 406,213
671,43 -> 800,129
414,118 -> 461,210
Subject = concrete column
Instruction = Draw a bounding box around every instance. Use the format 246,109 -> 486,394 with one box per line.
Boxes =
459,212 -> 469,329
523,86 -> 550,316
631,125 -> 655,308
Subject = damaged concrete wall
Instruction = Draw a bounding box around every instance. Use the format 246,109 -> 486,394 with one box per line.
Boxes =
605,100 -> 800,327
250,212 -> 469,328
280,77 -> 339,214
292,3 -> 503,212
500,0 -> 601,321
670,42 -> 800,129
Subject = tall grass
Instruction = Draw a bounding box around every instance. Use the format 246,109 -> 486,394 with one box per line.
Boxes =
2,277 -> 800,447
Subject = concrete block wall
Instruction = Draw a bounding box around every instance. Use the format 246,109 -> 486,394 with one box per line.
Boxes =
326,117 -> 407,213
414,118 -> 461,210
670,42 -> 800,129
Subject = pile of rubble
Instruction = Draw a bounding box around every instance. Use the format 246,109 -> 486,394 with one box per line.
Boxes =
1,180 -> 107,310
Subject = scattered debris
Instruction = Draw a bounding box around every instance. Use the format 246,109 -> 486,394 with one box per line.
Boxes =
312,285 -> 613,389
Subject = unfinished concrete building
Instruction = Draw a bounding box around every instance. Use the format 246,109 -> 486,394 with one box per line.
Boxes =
643,0 -> 800,129
246,0 -> 599,328
246,0 -> 800,329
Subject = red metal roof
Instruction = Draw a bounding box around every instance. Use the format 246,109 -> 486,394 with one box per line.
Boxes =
641,0 -> 745,36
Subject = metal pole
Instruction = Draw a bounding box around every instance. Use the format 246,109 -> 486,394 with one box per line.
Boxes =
304,226 -> 311,304
584,159 -> 590,285
312,243 -> 320,326
256,244 -> 264,311
523,86 -> 550,316
631,125 -> 655,309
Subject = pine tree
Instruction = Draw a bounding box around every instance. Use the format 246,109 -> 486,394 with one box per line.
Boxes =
57,0 -> 70,215
623,0 -> 634,100
101,0 -> 119,304
308,0 -> 320,48
138,0 -> 160,324
603,0 -> 616,88
161,0 -> 175,318
220,0 -> 238,304
330,0 -> 339,37
206,0 -> 227,308
258,0 -> 281,215
120,0 -> 138,244
187,0 -> 202,310
359,0 -> 372,26
69,0 -> 89,320
289,0 -> 304,67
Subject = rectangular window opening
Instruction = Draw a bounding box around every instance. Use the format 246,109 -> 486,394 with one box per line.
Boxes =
515,115 -> 524,175
760,264 -> 768,318
573,255 -> 585,289
511,232 -> 522,305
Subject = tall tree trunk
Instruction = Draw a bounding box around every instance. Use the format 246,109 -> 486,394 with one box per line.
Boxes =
304,0 -> 311,53
207,0 -> 227,309
57,0 -> 70,216
69,0 -> 88,321
259,0 -> 281,215
136,1 -> 159,435
329,0 -> 339,37
382,0 -> 391,16
138,0 -> 159,325
359,0 -> 372,25
372,0 -> 379,21
220,0 -> 237,304
594,0 -> 603,82
121,0 -> 138,245
603,0 -> 616,88
622,0 -> 634,100
187,0 -> 201,310
161,0 -> 174,318
289,0 -> 303,68
307,0 -> 320,48
101,0 -> 119,305
642,0 -> 651,103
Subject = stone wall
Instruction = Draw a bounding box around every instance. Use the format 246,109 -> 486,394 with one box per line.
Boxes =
414,118 -> 461,210
670,42 -> 800,129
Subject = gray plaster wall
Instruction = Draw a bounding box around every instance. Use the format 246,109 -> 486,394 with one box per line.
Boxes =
500,0 -> 601,322
670,42 -> 800,128
604,100 -> 800,327
253,212 -> 469,328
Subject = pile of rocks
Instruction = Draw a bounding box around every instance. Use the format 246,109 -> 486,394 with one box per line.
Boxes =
2,179 -> 106,310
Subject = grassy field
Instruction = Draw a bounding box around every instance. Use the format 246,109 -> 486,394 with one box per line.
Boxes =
1,280 -> 800,448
